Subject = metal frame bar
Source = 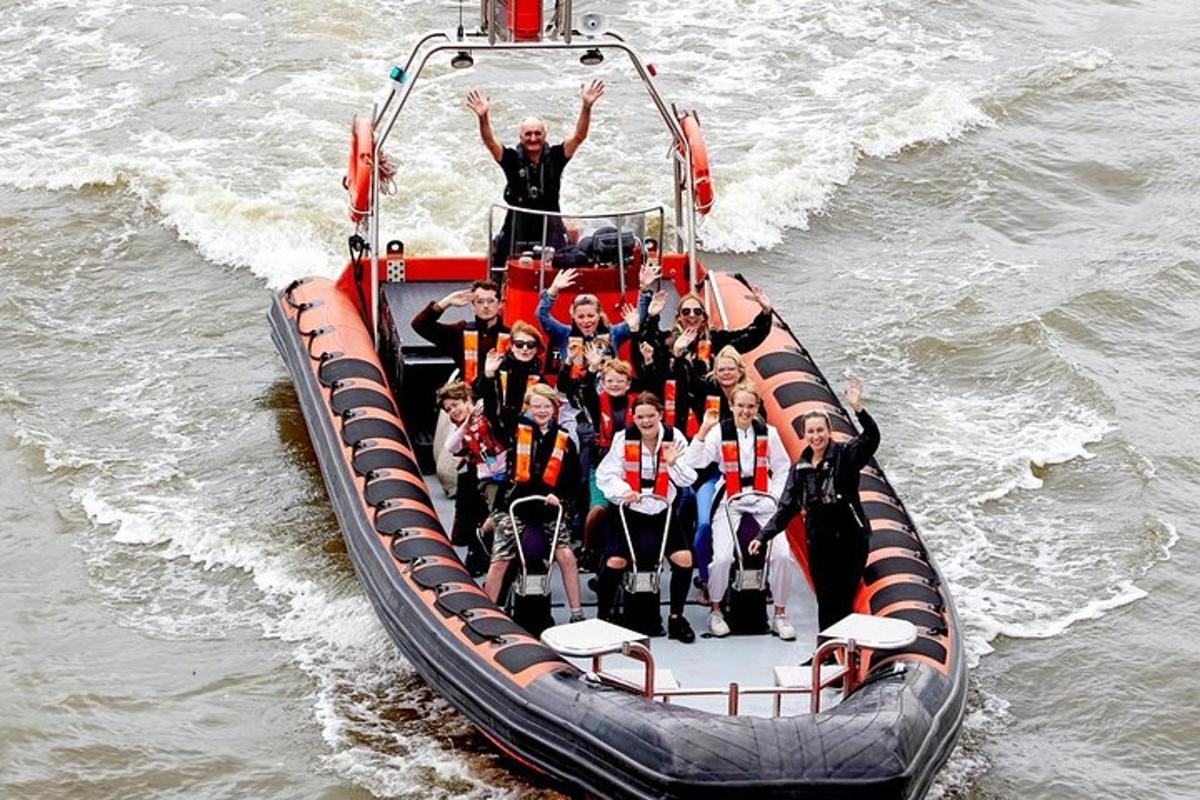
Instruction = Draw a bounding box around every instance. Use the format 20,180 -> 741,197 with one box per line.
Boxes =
588,635 -> 863,717
707,272 -> 731,329
484,202 -> 666,293
508,494 -> 564,596
365,31 -> 699,344
722,490 -> 777,588
616,492 -> 672,594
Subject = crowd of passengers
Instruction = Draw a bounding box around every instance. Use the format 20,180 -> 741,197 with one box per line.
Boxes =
414,264 -> 879,645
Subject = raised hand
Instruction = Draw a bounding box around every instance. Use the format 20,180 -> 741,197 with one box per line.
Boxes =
648,289 -> 668,318
662,439 -> 686,467
466,90 -> 490,118
638,262 -> 661,291
673,327 -> 697,357
439,288 -> 474,309
584,341 -> 605,371
619,303 -> 640,333
549,267 -> 578,294
484,349 -> 504,378
845,377 -> 864,411
698,406 -> 720,436
580,79 -> 606,109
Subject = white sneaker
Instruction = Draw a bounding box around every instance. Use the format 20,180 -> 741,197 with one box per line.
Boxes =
708,611 -> 731,637
771,614 -> 796,641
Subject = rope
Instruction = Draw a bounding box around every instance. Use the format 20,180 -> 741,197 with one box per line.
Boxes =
377,149 -> 399,196
348,234 -> 370,326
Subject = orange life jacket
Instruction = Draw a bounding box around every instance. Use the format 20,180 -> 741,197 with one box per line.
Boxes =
622,425 -> 672,499
663,380 -> 677,427
463,329 -> 479,383
719,418 -> 769,496
597,391 -> 633,449
515,423 -> 570,487
500,369 -> 540,407
567,335 -> 585,379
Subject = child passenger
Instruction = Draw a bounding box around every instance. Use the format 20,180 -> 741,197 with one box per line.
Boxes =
438,380 -> 505,575
483,383 -> 585,623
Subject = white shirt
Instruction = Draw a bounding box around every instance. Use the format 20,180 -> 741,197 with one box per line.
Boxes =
686,421 -> 790,514
596,425 -> 696,514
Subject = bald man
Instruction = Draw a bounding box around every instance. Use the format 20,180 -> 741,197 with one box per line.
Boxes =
467,80 -> 605,266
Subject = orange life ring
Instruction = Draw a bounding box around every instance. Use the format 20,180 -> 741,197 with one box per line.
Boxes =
679,114 -> 714,215
344,116 -> 374,223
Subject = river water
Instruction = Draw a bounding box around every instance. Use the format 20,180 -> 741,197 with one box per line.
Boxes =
2,1 -> 1197,798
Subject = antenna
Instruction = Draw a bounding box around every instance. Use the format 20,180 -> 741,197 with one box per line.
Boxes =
457,0 -> 464,40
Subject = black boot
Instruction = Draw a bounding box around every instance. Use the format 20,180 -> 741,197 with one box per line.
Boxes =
595,566 -> 622,623
666,565 -> 695,643
668,614 -> 695,643
669,564 -> 693,615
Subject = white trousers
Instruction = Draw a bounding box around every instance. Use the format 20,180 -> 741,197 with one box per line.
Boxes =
708,502 -> 802,609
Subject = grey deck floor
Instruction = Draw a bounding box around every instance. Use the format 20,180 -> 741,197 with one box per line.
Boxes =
427,478 -> 834,718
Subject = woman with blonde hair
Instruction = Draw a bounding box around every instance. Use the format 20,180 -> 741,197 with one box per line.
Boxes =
687,382 -> 800,638
638,284 -> 774,436
536,264 -> 659,360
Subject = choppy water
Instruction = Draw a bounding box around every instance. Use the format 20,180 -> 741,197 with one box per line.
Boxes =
2,1 -> 1198,797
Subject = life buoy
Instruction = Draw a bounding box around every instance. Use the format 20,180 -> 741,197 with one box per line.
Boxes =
344,116 -> 373,223
679,113 -> 714,215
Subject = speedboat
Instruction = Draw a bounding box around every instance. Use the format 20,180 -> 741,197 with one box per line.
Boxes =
268,2 -> 967,797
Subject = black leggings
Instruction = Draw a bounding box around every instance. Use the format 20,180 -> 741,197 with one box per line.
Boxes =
807,530 -> 869,632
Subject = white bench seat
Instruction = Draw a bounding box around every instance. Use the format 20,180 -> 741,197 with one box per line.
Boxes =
819,613 -> 917,650
540,618 -> 649,658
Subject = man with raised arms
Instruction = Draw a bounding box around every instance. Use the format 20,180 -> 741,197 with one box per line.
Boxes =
467,80 -> 606,264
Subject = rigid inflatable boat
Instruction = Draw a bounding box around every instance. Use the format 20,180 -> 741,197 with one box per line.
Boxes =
269,3 -> 966,797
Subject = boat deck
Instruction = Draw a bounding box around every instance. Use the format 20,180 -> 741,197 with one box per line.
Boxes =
427,483 -> 836,718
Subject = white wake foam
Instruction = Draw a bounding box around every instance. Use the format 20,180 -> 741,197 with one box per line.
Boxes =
0,0 -> 1100,281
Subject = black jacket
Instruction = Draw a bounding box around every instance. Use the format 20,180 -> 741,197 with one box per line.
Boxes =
757,408 -> 880,544
410,304 -> 508,375
474,353 -> 544,444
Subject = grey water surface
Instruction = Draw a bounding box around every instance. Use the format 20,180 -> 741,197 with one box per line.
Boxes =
1,1 -> 1197,797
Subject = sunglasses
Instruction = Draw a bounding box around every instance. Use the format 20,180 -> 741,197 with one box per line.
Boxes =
679,307 -> 705,317
511,339 -> 539,350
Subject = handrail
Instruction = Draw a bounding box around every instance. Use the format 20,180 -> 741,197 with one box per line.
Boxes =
486,202 -> 665,293
724,490 -> 777,580
707,271 -> 731,329
593,677 -> 849,717
508,494 -> 564,594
